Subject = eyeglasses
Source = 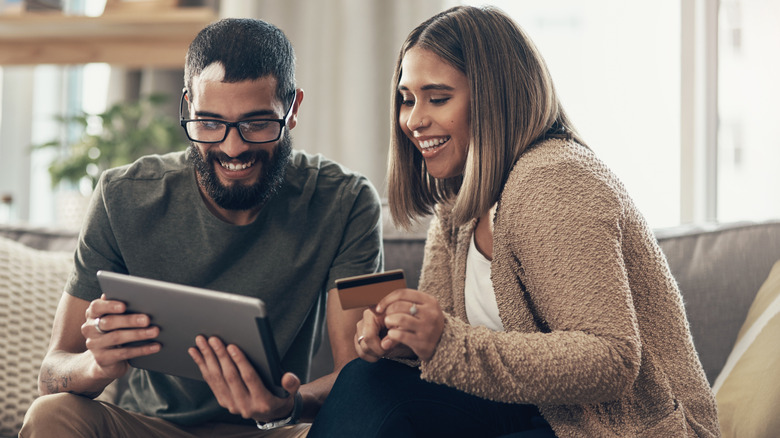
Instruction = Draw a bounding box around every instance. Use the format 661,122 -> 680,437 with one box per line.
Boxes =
179,89 -> 296,144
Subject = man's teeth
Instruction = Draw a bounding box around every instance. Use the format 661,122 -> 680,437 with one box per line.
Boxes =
420,137 -> 449,150
219,159 -> 255,170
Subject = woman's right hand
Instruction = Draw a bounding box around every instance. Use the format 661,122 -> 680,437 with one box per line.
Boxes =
354,306 -> 386,362
354,299 -> 418,362
80,294 -> 161,380
354,306 -> 414,362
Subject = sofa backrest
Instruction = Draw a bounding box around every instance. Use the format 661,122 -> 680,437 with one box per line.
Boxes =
382,213 -> 429,289
4,218 -> 780,387
384,219 -> 780,384
0,225 -> 79,252
656,220 -> 780,384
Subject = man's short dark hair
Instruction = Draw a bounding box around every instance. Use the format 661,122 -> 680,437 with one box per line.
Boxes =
184,18 -> 296,106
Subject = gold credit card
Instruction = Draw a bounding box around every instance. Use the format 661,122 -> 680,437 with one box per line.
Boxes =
336,269 -> 406,310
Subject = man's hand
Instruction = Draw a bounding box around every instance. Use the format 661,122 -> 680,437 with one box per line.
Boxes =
189,336 -> 300,423
81,294 -> 160,380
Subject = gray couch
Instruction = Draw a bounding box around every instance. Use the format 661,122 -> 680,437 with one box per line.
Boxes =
2,216 -> 780,436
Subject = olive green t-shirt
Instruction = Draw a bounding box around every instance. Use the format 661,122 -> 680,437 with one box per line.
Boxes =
65,149 -> 383,425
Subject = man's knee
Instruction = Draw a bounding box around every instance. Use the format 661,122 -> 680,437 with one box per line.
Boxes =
21,393 -> 102,437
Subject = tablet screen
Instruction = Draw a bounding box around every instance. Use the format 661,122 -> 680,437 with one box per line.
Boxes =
96,270 -> 287,398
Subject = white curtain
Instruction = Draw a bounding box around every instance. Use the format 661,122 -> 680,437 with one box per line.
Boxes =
219,0 -> 455,196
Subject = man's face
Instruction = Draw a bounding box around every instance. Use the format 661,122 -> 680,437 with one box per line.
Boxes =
185,74 -> 298,211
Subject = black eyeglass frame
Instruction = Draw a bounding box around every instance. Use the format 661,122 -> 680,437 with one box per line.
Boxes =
179,89 -> 296,144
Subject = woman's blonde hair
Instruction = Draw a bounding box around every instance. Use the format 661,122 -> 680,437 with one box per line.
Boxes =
388,5 -> 584,228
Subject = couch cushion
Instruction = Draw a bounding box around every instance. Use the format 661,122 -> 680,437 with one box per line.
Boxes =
0,236 -> 72,436
712,259 -> 780,437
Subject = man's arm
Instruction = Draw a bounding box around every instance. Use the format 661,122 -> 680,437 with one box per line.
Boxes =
38,292 -> 160,398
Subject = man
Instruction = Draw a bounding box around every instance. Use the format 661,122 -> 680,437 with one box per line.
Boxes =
21,18 -> 382,437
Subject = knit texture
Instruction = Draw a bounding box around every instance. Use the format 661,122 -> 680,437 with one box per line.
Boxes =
0,236 -> 72,436
417,139 -> 720,437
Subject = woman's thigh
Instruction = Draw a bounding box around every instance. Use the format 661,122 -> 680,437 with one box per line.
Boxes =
309,359 -> 555,438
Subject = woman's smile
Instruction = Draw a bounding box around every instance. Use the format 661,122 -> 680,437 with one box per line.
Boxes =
417,136 -> 451,157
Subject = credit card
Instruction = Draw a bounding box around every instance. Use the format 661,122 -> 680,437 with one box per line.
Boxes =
336,269 -> 406,310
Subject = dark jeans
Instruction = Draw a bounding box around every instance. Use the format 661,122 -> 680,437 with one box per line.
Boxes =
309,358 -> 556,438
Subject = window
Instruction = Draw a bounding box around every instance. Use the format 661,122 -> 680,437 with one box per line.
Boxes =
463,0 -> 779,228
717,0 -> 780,222
463,0 -> 681,228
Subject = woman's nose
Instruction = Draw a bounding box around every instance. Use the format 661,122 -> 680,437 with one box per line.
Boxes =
406,107 -> 428,131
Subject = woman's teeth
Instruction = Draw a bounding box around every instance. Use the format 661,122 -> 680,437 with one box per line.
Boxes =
420,137 -> 450,150
219,159 -> 255,171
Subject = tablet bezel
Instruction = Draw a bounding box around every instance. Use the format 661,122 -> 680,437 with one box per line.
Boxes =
96,270 -> 288,398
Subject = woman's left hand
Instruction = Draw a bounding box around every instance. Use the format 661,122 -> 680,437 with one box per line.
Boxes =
376,289 -> 445,362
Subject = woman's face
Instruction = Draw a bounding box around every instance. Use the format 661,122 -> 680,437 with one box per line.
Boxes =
398,47 -> 471,179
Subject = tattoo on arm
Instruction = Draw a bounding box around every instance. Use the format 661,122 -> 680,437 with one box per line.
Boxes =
41,367 -> 72,394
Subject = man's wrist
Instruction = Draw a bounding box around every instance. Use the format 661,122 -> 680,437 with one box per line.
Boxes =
256,392 -> 303,430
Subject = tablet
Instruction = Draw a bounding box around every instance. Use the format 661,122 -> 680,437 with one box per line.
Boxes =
336,269 -> 406,310
96,270 -> 288,398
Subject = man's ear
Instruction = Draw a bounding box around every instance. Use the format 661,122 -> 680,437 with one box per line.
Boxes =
287,88 -> 304,130
182,89 -> 191,118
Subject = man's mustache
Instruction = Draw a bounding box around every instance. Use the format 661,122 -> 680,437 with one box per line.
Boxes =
205,149 -> 270,164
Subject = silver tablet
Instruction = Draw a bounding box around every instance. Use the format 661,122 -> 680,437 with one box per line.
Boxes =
96,270 -> 287,398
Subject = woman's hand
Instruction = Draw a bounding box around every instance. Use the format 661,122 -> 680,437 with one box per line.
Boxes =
354,306 -> 390,362
376,289 -> 445,362
189,336 -> 300,423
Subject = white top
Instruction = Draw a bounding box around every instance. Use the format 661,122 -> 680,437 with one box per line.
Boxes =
464,233 -> 504,331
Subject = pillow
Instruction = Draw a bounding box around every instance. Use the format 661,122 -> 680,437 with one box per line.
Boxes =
713,259 -> 780,438
0,236 -> 72,437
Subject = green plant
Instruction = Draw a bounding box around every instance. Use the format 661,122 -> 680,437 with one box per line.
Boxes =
33,93 -> 189,190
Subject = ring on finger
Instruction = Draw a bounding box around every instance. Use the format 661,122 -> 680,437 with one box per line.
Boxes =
409,303 -> 418,316
94,317 -> 107,334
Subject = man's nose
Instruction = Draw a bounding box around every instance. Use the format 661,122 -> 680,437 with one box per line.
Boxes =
221,126 -> 250,158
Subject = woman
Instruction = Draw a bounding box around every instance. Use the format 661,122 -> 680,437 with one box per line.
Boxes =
309,5 -> 720,437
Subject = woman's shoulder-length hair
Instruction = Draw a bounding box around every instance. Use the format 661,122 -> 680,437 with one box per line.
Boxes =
387,5 -> 584,229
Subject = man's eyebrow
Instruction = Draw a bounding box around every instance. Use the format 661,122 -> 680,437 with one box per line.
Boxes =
194,109 -> 278,119
397,83 -> 455,92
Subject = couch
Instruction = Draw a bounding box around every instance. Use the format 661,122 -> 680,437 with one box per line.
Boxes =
2,216 -> 780,437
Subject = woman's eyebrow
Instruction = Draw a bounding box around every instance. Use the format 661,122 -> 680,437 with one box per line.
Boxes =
397,83 -> 455,92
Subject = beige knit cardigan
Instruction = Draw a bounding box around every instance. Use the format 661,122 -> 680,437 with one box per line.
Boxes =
415,138 -> 720,437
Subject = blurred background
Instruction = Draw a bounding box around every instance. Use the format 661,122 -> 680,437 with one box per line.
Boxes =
0,0 -> 777,230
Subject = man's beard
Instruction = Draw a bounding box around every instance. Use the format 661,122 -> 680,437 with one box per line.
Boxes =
187,134 -> 292,211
